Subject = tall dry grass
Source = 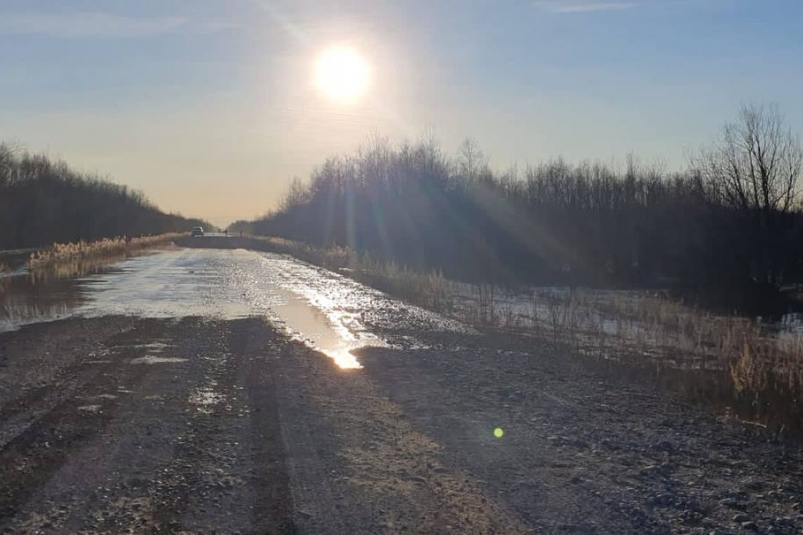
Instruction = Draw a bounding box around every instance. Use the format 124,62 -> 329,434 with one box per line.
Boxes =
453,283 -> 803,433
27,233 -> 182,269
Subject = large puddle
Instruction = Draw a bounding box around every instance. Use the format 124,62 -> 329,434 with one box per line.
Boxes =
0,249 -> 395,369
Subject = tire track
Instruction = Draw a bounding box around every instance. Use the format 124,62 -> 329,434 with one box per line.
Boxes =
0,329 -> 154,525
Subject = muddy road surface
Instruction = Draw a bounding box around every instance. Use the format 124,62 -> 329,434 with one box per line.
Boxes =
1,249 -> 803,534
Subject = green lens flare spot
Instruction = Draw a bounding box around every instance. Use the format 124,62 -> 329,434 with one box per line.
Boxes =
494,427 -> 504,438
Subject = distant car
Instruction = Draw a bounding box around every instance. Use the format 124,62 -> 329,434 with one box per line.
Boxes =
191,226 -> 204,237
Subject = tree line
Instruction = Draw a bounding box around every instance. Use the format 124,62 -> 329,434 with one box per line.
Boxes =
243,104 -> 803,314
0,143 -> 210,250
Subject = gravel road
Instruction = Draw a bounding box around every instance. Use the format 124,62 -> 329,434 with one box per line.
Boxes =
1,249 -> 802,534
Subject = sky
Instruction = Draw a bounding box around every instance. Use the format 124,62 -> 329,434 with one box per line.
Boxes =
1,0 -> 802,226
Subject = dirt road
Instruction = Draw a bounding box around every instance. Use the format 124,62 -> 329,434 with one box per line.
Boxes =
1,249 -> 803,533
0,316 -> 523,533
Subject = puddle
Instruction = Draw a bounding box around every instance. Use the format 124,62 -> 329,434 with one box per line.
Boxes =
265,289 -> 368,369
0,249 -> 37,273
128,342 -> 171,351
77,405 -> 102,413
0,248 -> 465,368
130,356 -> 188,365
0,253 -> 140,331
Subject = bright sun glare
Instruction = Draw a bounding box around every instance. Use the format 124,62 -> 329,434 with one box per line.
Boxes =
315,46 -> 369,103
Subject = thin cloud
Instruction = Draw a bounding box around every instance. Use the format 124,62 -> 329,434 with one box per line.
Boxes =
534,1 -> 638,13
0,11 -> 236,38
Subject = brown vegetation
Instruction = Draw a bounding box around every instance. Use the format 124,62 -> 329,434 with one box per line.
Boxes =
27,234 -> 183,269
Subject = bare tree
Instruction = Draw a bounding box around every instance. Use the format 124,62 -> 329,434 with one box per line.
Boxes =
281,176 -> 308,211
457,137 -> 487,181
693,103 -> 802,213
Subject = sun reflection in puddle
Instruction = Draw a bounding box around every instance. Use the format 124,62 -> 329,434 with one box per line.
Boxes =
321,347 -> 363,369
257,279 -> 383,370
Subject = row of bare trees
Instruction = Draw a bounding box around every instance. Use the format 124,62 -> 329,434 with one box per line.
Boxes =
692,104 -> 803,292
0,144 -> 210,250
244,104 -> 803,313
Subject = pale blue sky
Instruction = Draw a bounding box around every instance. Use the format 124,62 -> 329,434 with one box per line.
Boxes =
1,0 -> 801,225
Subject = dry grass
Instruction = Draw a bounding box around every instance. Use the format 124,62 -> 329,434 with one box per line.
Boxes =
0,263 -> 9,274
27,234 -> 183,269
452,283 -> 803,434
245,237 -> 803,434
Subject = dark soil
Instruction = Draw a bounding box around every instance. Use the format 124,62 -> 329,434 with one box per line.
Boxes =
1,316 -> 802,534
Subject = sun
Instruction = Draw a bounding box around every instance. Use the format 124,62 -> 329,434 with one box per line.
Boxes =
315,46 -> 369,103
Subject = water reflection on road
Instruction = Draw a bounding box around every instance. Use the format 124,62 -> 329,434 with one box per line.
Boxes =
0,249 -> 391,368
0,256 -> 127,330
